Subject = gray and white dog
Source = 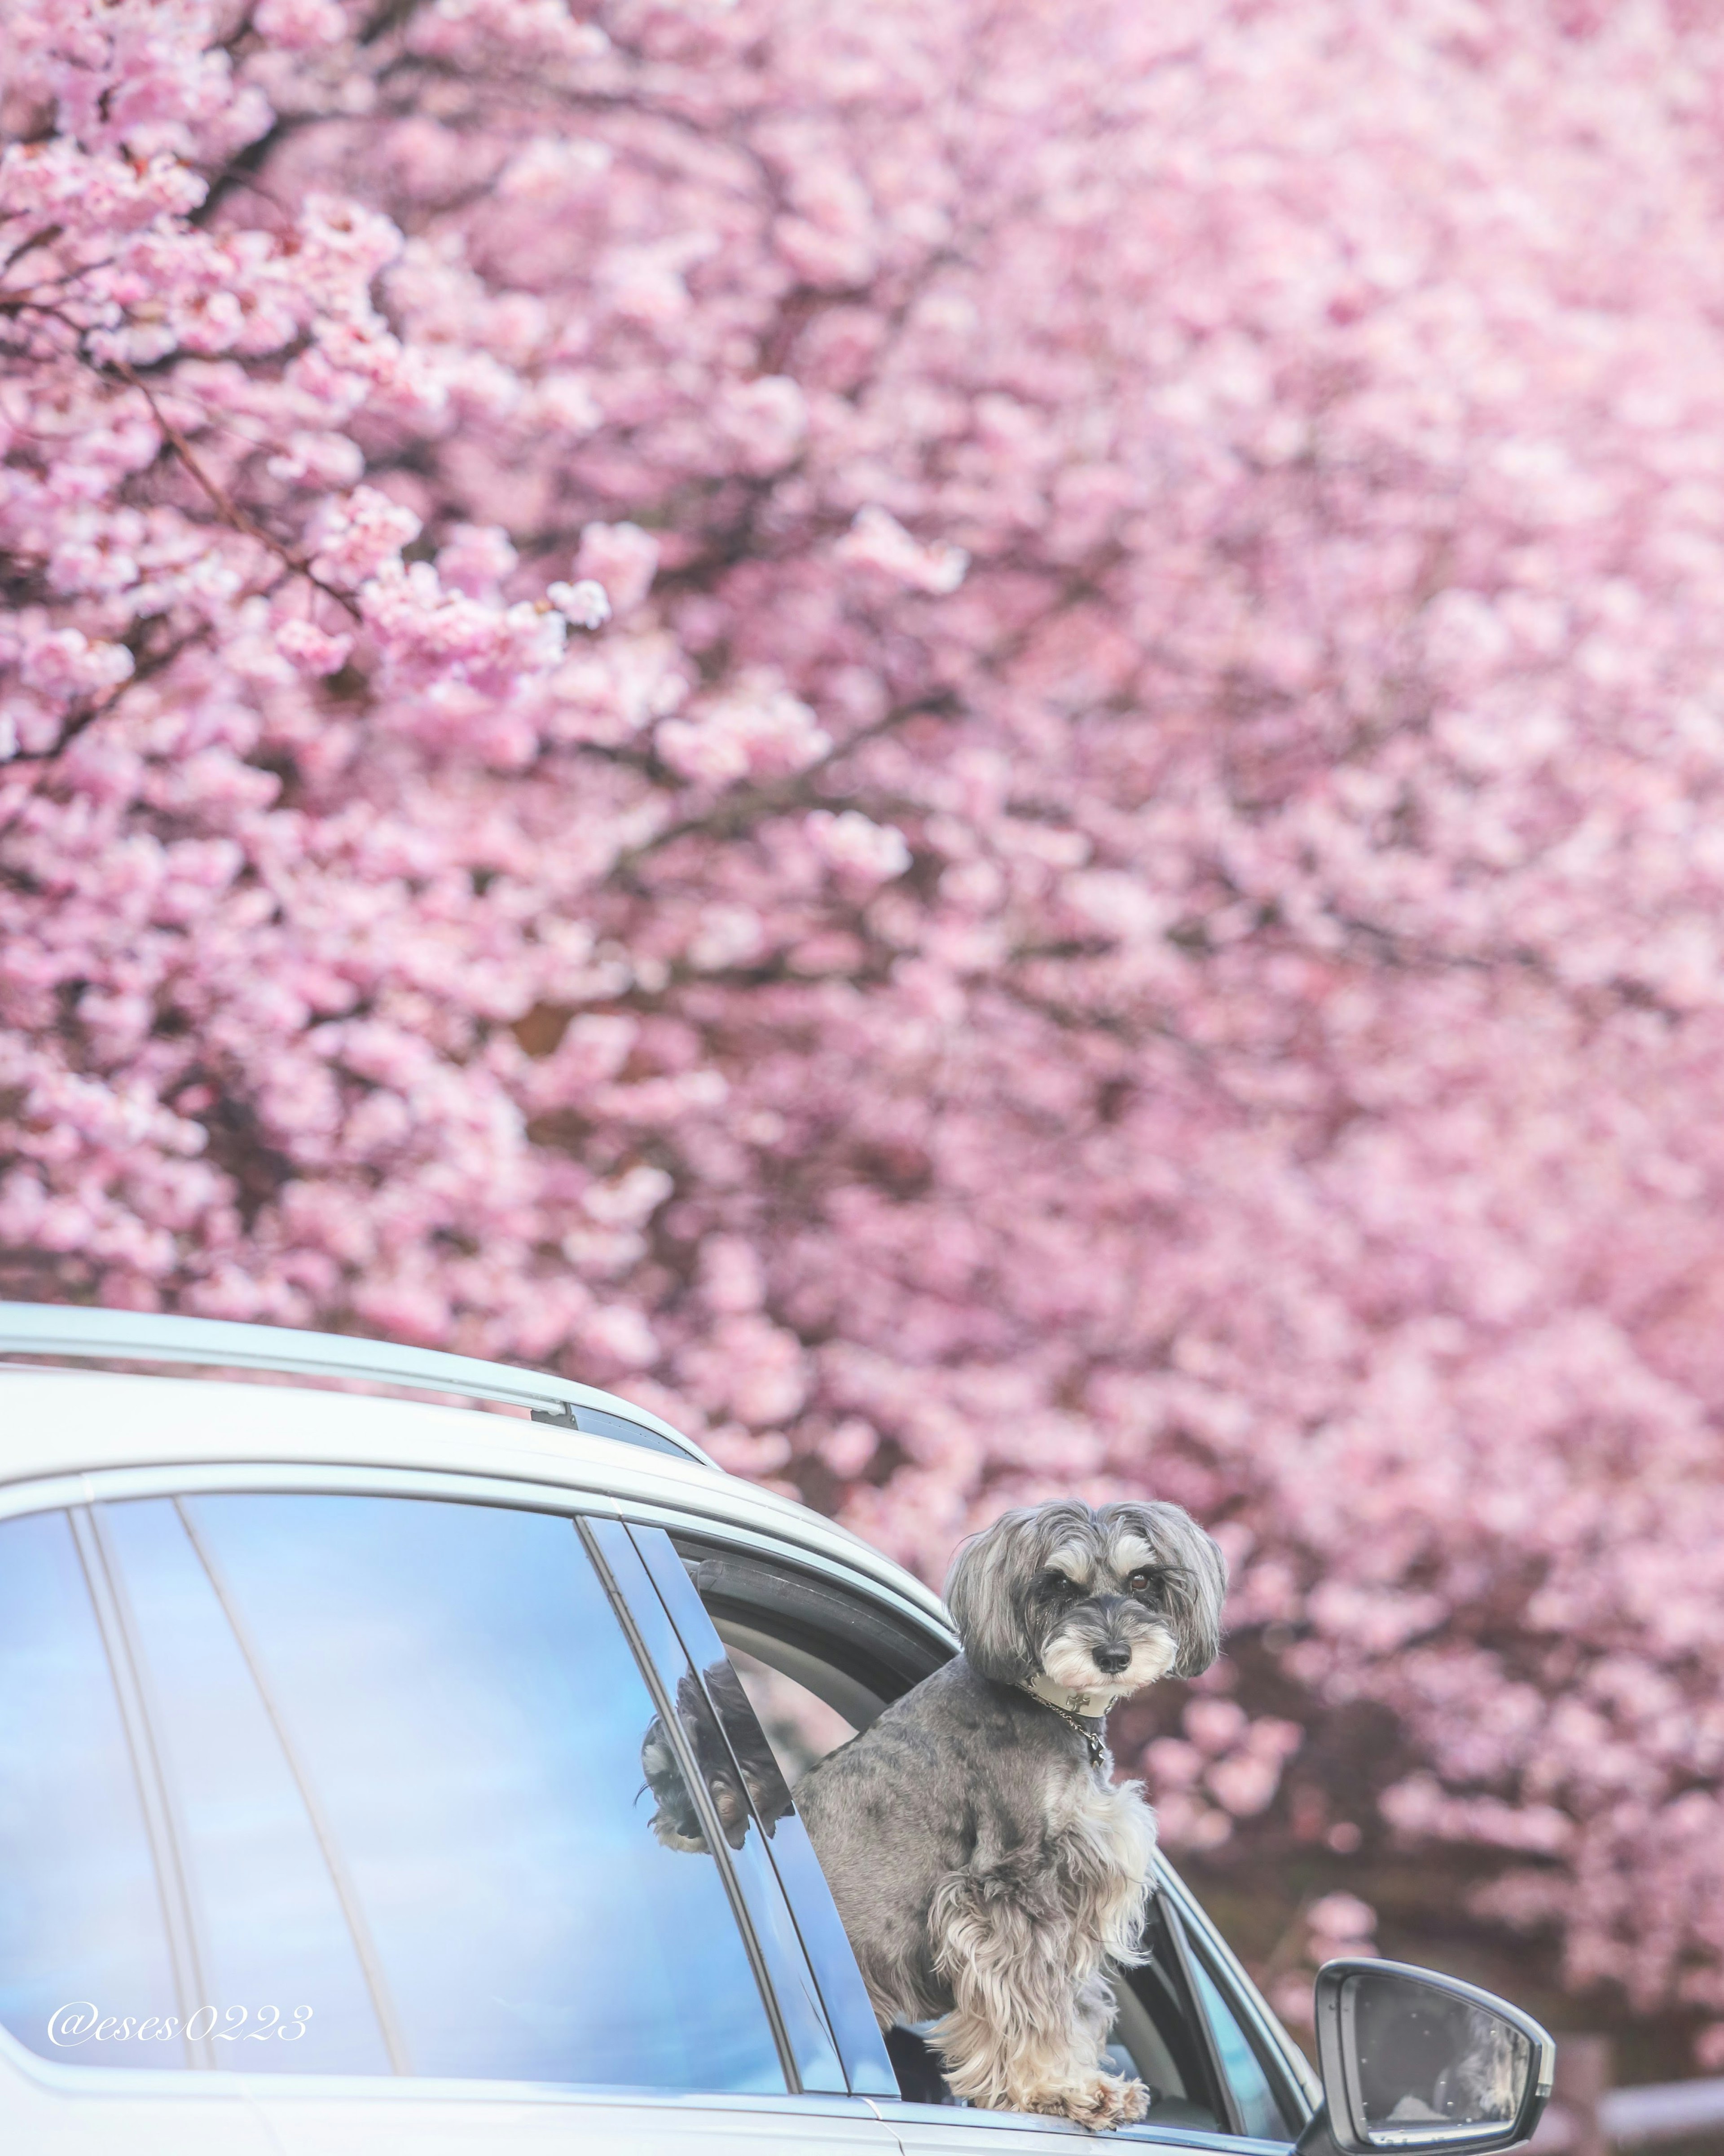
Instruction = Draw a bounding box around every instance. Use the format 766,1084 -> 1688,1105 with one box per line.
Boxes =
796,1498 -> 1227,2129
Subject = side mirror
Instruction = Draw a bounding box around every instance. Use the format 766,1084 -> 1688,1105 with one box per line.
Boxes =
1295,1959 -> 1555,2156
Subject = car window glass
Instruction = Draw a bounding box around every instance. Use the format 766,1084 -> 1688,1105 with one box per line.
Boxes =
616,1517 -> 904,2095
0,1510 -> 181,2069
151,1492 -> 786,2092
96,1499 -> 389,2072
586,1515 -> 846,2092
726,1645 -> 857,1786
1188,1947 -> 1293,2139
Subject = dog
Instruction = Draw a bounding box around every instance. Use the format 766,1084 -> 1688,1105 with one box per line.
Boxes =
795,1498 -> 1227,2128
640,1660 -> 794,1852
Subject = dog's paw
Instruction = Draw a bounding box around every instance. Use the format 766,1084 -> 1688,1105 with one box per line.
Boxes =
648,1814 -> 709,1854
1029,2074 -> 1150,2131
1074,2073 -> 1152,2131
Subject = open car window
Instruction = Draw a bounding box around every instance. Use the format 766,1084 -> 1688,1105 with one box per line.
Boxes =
677,1532 -> 1300,2136
726,1645 -> 858,1787
676,1538 -> 941,1731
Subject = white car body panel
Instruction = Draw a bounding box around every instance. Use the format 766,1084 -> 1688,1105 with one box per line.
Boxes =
0,2047 -> 276,2155
0,1368 -> 950,1634
249,2086 -> 902,2156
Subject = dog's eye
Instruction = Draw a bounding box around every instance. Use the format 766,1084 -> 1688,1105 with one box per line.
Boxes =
1039,1570 -> 1077,1598
1127,1570 -> 1153,1595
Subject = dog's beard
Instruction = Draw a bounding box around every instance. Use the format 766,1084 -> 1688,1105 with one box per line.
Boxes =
642,1724 -> 710,1851
1040,1622 -> 1178,1702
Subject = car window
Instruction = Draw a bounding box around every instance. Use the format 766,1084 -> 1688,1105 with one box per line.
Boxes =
0,1510 -> 182,2069
624,1521 -> 897,2098
585,1514 -> 850,2094
176,1491 -> 788,2090
1181,1923 -> 1302,2138
45,1491 -> 789,2092
1186,1934 -> 1299,2140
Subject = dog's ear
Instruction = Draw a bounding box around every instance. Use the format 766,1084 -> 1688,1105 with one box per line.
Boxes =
944,1507 -> 1043,1682
1110,1500 -> 1228,1677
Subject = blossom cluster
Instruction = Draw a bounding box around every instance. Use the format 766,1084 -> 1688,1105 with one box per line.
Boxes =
7,0 -> 1724,2052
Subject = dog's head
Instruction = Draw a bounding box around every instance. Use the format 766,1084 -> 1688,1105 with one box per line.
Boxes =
640,1662 -> 793,1854
945,1498 -> 1227,1703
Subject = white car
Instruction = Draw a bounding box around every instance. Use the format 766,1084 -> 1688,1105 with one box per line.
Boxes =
0,1304 -> 1552,2156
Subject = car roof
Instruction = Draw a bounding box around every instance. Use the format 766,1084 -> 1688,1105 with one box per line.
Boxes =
0,1299 -> 710,1458
0,1359 -> 952,1641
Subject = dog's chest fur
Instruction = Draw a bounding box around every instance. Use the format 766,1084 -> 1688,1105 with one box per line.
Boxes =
1043,1755 -> 1157,1965
796,1657 -> 1159,2026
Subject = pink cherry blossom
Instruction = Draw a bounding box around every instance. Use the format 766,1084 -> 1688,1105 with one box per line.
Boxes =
836,506 -> 969,596
572,523 -> 659,617
805,809 -> 912,885
9,0 -> 1724,2060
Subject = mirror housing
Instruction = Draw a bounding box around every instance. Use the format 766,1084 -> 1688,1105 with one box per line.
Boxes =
1295,1959 -> 1554,2156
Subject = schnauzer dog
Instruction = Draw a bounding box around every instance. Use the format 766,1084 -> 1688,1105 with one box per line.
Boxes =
796,1498 -> 1227,2128
641,1661 -> 793,1852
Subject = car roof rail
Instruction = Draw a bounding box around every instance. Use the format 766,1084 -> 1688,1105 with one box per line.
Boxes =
0,1301 -> 713,1467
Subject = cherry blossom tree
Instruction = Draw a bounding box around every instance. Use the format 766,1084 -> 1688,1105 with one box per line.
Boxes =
8,0 -> 1724,2056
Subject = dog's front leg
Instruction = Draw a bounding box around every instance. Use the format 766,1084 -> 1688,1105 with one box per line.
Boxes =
926,1865 -> 1149,2129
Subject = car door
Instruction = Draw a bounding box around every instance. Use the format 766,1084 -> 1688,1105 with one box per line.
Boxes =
0,1473 -> 903,2156
666,1529 -> 1319,2156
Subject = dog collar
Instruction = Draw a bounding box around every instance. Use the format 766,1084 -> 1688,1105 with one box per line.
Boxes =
1019,1674 -> 1108,1768
1022,1671 -> 1111,1718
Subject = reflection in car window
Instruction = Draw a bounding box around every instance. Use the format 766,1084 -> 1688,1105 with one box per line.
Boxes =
597,1518 -> 850,2093
146,1492 -> 787,2091
620,1521 -> 895,2098
641,1660 -> 795,1850
0,1511 -> 183,2068
1188,1949 -> 1292,2140
98,1499 -> 389,2073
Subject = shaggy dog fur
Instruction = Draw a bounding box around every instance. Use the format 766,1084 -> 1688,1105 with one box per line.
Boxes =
641,1659 -> 794,1851
795,1499 -> 1227,2128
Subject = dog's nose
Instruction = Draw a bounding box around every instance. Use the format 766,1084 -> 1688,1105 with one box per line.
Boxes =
1092,1643 -> 1131,1675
